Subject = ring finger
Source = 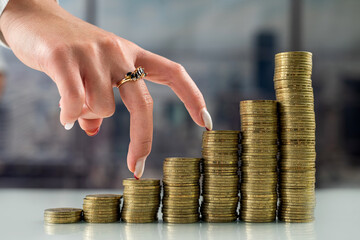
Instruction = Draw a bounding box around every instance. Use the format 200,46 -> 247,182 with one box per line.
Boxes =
118,79 -> 154,179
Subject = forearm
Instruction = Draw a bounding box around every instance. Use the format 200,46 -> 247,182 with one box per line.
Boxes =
0,0 -> 59,47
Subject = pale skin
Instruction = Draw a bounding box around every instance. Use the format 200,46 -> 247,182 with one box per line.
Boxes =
0,0 -> 213,178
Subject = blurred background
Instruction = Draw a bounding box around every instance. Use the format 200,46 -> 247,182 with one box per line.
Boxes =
0,0 -> 359,189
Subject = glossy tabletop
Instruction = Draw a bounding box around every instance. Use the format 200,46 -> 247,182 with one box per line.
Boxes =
1,188 -> 359,240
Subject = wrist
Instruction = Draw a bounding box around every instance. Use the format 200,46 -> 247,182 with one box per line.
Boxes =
0,0 -> 59,43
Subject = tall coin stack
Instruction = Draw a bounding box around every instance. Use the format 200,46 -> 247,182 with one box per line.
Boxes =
274,51 -> 316,222
83,194 -> 122,223
162,157 -> 201,223
201,130 -> 240,222
121,178 -> 161,223
239,100 -> 278,222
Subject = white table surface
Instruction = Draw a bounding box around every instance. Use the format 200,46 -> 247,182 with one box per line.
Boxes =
1,188 -> 359,240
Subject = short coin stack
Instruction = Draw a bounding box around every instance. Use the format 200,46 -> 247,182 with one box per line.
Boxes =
239,100 -> 278,222
44,208 -> 83,224
83,194 -> 122,223
274,51 -> 316,222
121,178 -> 161,223
162,157 -> 201,223
201,130 -> 240,222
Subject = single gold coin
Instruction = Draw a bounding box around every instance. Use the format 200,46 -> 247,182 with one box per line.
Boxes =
123,178 -> 160,186
85,194 -> 122,200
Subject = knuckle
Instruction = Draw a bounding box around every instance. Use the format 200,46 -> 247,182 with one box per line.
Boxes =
172,63 -> 186,77
79,41 -> 98,57
42,44 -> 70,67
99,34 -> 120,51
167,63 -> 187,86
134,93 -> 153,111
141,93 -> 154,109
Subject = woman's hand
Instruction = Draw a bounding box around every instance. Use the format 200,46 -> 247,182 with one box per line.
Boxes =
0,0 -> 212,178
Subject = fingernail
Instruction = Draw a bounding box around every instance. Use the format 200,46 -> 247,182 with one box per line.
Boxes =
201,108 -> 213,130
85,127 -> 100,137
64,122 -> 74,130
134,157 -> 146,179
59,103 -> 61,109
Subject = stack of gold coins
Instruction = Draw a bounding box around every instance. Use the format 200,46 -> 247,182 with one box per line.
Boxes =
121,178 -> 161,223
44,208 -> 83,224
162,157 -> 201,223
274,51 -> 316,222
239,100 -> 278,222
83,194 -> 122,223
201,130 -> 240,222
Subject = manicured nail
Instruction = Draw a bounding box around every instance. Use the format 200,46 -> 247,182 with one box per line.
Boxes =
134,174 -> 139,180
59,103 -> 61,108
201,108 -> 213,130
85,127 -> 100,137
134,157 -> 146,179
64,122 -> 74,130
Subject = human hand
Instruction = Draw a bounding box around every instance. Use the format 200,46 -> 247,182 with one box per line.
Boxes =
0,0 -> 213,178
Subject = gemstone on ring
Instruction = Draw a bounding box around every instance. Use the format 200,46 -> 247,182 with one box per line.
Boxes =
117,67 -> 147,88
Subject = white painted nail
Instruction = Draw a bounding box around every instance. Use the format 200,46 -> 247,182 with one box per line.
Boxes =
134,157 -> 146,179
201,108 -> 213,130
64,122 -> 74,130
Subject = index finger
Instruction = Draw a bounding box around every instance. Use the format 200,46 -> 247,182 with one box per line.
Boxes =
135,50 -> 212,130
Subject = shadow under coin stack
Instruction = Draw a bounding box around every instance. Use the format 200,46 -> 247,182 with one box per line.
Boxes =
162,157 -> 201,223
274,51 -> 316,222
239,100 -> 278,222
44,208 -> 83,224
121,178 -> 161,223
83,194 -> 122,223
201,130 -> 240,222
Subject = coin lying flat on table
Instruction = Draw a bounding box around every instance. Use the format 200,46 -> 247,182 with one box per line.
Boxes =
44,208 -> 83,224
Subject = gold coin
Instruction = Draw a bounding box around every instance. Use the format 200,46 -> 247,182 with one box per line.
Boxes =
44,208 -> 83,213
202,215 -> 237,223
202,157 -> 239,162
85,194 -> 122,200
163,184 -> 200,189
123,178 -> 160,186
162,199 -> 199,205
83,198 -> 120,203
123,186 -> 161,192
44,217 -> 82,224
121,218 -> 157,223
240,100 -> 277,105
84,218 -> 119,223
203,130 -> 240,134
165,157 -> 201,162
163,215 -> 199,223
162,208 -> 199,214
203,138 -> 239,142
203,161 -> 239,166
